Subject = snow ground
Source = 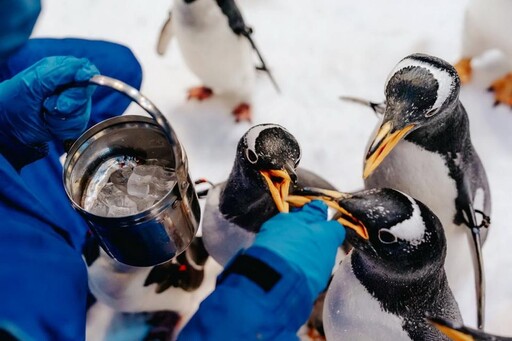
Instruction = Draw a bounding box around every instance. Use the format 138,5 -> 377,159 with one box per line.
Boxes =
34,0 -> 512,336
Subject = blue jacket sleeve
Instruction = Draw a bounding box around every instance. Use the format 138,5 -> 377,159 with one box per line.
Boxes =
178,246 -> 315,341
0,126 -> 48,171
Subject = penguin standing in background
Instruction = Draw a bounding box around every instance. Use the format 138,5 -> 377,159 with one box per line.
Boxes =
157,0 -> 279,123
85,236 -> 223,340
201,123 -> 337,267
454,0 -> 512,106
428,315 -> 512,341
361,53 -> 491,329
322,188 -> 462,341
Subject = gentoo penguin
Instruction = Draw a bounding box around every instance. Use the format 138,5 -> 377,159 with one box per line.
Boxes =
156,0 -> 278,122
201,123 -> 336,267
453,0 -> 512,106
363,53 -> 491,328
322,188 -> 462,341
85,235 -> 223,340
201,123 -> 337,339
428,315 -> 512,341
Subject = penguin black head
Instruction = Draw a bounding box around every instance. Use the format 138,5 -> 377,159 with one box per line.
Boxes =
220,124 -> 301,230
363,53 -> 460,178
335,188 -> 446,273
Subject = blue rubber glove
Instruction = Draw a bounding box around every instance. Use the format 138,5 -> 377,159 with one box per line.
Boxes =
252,200 -> 345,298
0,0 -> 41,61
0,56 -> 99,147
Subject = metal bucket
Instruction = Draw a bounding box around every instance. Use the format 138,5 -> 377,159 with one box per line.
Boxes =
63,75 -> 200,267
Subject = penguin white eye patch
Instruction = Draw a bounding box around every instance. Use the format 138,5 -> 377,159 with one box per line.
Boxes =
385,58 -> 454,110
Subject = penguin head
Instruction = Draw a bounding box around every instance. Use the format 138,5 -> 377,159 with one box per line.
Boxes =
221,124 -> 301,230
363,53 -> 460,178
335,188 -> 446,273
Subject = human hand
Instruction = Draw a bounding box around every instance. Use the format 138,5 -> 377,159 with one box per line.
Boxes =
0,56 -> 99,146
252,200 -> 345,297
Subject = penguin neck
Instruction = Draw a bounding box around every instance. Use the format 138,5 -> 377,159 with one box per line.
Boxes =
219,162 -> 278,233
405,101 -> 471,155
351,251 -> 448,308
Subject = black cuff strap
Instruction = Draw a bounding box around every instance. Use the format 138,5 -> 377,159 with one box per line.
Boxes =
219,254 -> 282,292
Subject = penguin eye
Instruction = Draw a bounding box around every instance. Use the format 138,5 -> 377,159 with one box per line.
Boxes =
378,229 -> 397,244
245,149 -> 258,164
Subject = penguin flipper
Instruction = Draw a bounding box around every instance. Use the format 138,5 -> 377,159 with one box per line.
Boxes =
156,10 -> 173,56
339,95 -> 386,116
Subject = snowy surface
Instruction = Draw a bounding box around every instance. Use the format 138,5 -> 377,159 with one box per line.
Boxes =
34,0 -> 512,336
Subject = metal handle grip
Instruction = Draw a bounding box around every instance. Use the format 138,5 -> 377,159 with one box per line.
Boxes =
75,75 -> 189,200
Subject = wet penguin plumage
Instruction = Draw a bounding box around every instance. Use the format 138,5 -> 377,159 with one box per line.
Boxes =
363,53 -> 491,328
323,188 -> 462,341
202,123 -> 336,266
157,0 -> 276,122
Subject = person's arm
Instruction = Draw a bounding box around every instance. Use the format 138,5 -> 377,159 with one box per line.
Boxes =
0,56 -> 98,170
179,201 -> 345,340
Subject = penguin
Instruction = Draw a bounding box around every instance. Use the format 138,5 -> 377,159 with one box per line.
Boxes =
321,188 -> 462,341
428,315 -> 512,341
156,0 -> 278,122
362,53 -> 491,329
453,0 -> 512,106
201,123 -> 337,267
201,123 -> 337,339
86,235 -> 223,340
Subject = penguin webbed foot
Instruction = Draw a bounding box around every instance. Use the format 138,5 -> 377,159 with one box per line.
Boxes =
454,58 -> 472,85
187,86 -> 214,101
488,73 -> 512,107
232,103 -> 252,123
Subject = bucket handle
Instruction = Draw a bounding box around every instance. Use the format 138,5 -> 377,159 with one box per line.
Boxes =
66,75 -> 190,201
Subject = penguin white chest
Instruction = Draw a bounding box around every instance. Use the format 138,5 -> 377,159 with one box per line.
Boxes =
463,0 -> 512,56
366,140 -> 458,230
323,253 -> 412,341
173,1 -> 255,96
202,185 -> 255,267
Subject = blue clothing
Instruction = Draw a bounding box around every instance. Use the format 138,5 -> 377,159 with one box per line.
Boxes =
0,38 -> 142,340
1,38 -> 143,249
179,247 -> 314,341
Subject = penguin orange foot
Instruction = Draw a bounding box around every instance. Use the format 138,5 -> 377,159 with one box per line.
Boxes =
187,86 -> 213,101
454,58 -> 472,84
488,73 -> 512,107
232,103 -> 251,123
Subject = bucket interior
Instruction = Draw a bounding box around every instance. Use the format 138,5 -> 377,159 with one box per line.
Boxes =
64,117 -> 177,212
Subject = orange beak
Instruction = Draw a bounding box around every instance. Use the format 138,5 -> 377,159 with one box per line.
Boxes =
260,169 -> 293,213
363,121 -> 415,179
287,188 -> 369,240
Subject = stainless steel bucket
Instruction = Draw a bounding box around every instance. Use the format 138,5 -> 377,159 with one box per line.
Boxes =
63,75 -> 200,267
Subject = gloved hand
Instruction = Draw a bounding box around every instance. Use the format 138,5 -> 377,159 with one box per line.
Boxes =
252,200 -> 345,298
0,56 -> 99,147
0,0 -> 41,61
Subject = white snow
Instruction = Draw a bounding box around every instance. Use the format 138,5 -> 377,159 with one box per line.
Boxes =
33,0 -> 512,336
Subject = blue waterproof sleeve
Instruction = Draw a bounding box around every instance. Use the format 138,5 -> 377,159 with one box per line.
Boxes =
178,246 -> 314,341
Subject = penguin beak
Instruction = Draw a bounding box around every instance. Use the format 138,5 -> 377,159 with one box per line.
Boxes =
260,167 -> 295,213
363,121 -> 415,179
426,316 -> 476,341
286,187 -> 369,240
